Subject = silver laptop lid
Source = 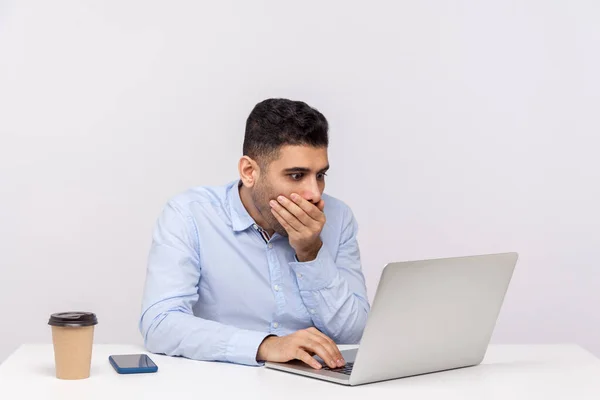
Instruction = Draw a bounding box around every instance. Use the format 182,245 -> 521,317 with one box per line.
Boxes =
349,252 -> 518,385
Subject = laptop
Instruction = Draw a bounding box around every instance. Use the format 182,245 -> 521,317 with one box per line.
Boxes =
265,252 -> 519,386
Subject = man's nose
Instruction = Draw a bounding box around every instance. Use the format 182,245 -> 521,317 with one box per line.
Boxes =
302,179 -> 322,204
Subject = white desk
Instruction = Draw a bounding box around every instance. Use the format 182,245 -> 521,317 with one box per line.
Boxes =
1,344 -> 599,399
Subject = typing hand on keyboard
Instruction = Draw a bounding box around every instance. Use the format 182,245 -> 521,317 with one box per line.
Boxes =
256,327 -> 345,369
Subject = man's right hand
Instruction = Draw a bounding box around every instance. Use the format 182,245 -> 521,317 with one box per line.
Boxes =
256,327 -> 345,369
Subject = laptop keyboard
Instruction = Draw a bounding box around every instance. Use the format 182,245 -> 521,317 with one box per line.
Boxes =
321,362 -> 354,375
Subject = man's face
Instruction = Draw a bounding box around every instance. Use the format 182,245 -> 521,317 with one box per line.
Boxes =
251,145 -> 329,236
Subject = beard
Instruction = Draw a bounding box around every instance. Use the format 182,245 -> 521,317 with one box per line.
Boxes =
251,177 -> 288,237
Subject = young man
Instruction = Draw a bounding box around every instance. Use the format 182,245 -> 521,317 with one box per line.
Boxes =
140,98 -> 369,370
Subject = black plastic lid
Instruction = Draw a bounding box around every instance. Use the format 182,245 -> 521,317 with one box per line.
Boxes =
48,312 -> 98,327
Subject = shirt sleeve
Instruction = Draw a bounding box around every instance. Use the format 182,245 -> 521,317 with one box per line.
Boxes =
139,200 -> 270,366
288,206 -> 370,344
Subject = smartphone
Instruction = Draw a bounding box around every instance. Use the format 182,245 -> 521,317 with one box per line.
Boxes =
108,354 -> 158,374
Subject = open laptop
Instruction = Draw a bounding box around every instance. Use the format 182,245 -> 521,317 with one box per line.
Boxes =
265,252 -> 518,386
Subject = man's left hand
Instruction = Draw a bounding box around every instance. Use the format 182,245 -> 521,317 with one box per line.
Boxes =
270,193 -> 325,262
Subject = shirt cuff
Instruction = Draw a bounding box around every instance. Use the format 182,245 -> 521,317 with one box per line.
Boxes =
225,329 -> 272,366
289,244 -> 339,291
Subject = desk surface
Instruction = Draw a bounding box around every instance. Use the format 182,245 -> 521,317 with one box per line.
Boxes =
1,344 -> 599,399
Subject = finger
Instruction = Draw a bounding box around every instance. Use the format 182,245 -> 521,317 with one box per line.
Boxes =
270,200 -> 304,231
301,338 -> 338,369
307,330 -> 344,366
308,327 -> 346,364
290,193 -> 325,221
308,328 -> 339,353
294,348 -> 322,370
275,196 -> 314,226
270,208 -> 299,233
308,337 -> 339,368
316,199 -> 325,212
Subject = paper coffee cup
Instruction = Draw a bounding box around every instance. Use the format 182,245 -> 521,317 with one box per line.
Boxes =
48,312 -> 98,380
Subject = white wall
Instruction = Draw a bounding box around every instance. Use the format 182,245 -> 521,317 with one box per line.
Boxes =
1,0 -> 599,363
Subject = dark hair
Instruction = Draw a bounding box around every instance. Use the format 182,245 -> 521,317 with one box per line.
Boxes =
243,98 -> 329,164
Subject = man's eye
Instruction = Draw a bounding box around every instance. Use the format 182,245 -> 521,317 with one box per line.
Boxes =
317,173 -> 328,180
290,173 -> 303,181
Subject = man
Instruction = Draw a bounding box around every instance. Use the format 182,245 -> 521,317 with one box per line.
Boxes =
140,98 -> 369,370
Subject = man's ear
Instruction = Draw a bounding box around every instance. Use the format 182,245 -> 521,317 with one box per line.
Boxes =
238,156 -> 260,188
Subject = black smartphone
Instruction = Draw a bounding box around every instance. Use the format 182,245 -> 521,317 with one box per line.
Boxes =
108,354 -> 158,374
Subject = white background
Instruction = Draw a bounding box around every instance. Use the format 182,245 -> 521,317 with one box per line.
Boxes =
1,1 -> 598,364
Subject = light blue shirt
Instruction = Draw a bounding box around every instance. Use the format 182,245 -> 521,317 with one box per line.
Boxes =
140,180 -> 370,366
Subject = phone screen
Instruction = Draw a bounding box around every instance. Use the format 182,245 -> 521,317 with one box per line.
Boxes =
111,354 -> 157,368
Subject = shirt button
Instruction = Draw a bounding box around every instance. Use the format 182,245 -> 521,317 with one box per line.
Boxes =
253,224 -> 258,229
273,322 -> 279,328
309,309 -> 316,314
296,273 -> 303,279
268,243 -> 273,249
274,284 -> 280,292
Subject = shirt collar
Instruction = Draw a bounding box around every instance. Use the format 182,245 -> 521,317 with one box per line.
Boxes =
227,180 -> 256,232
